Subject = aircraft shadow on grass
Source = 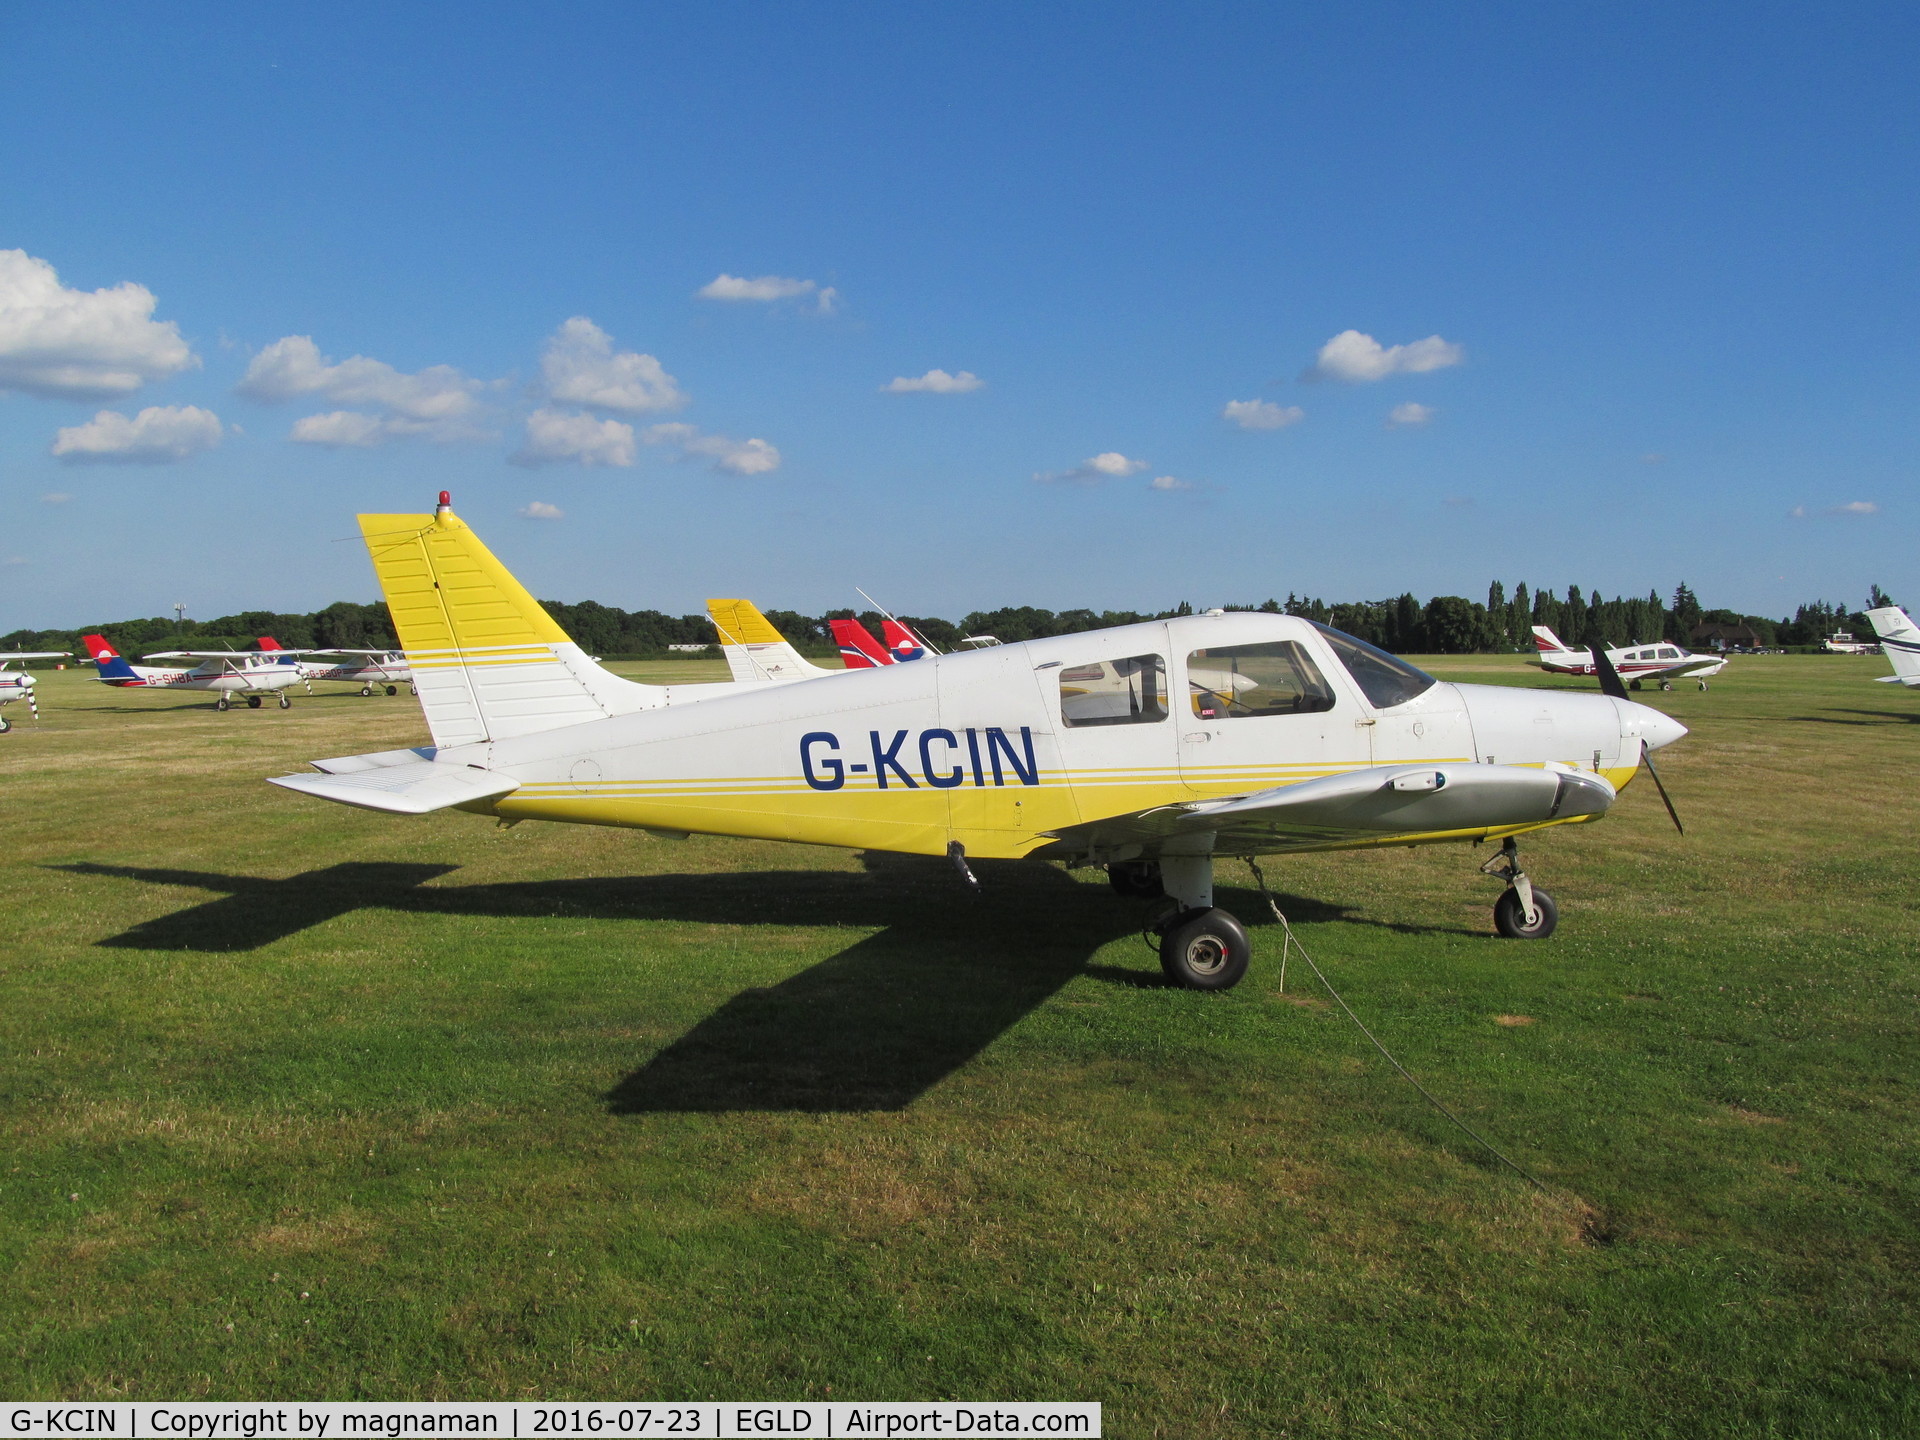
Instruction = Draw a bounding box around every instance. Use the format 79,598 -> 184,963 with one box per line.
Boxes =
1789,708 -> 1920,727
54,855 -> 1436,1114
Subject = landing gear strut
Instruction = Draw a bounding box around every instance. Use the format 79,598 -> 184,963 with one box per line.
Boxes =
216,696 -> 231,711
278,692 -> 292,709
1481,838 -> 1558,939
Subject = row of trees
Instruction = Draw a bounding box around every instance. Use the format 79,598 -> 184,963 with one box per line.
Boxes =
5,585 -> 1895,661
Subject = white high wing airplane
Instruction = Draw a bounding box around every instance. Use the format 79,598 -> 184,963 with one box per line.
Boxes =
270,494 -> 1688,989
1865,606 -> 1920,687
1531,626 -> 1727,690
0,652 -> 69,732
256,636 -> 416,696
84,634 -> 306,710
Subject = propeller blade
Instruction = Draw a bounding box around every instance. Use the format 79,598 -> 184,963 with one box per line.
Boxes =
1640,739 -> 1684,835
1592,640 -> 1631,700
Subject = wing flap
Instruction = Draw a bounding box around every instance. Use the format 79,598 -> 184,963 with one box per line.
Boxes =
269,759 -> 517,814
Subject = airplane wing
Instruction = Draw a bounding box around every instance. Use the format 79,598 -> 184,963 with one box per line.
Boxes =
1644,657 -> 1721,679
305,648 -> 399,656
0,652 -> 70,661
269,756 -> 517,814
1036,762 -> 1615,859
144,650 -> 267,660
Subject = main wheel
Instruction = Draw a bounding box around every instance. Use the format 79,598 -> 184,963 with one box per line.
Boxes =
1107,859 -> 1164,899
1698,680 -> 1709,691
216,696 -> 231,711
246,695 -> 262,708
1494,887 -> 1558,939
0,713 -> 11,733
385,684 -> 398,696
1660,680 -> 1674,691
1629,678 -> 1642,691
278,693 -> 291,709
1159,907 -> 1251,990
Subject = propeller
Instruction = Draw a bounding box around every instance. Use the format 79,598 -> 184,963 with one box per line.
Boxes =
1594,640 -> 1685,834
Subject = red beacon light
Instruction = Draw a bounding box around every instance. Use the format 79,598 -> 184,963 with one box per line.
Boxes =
435,490 -> 452,516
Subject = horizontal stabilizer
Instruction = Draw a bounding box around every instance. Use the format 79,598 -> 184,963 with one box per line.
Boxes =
307,746 -> 438,774
270,759 -> 517,815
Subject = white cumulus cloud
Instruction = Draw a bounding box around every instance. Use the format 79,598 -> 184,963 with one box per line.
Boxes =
644,422 -> 781,476
1386,402 -> 1436,428
1150,475 -> 1194,492
239,335 -> 487,443
1828,500 -> 1879,516
1222,399 -> 1304,430
512,408 -> 637,468
1311,329 -> 1463,382
884,369 -> 983,394
540,317 -> 686,414
0,249 -> 197,399
1038,452 -> 1150,484
698,274 -> 837,313
519,501 -> 565,520
51,405 -> 223,464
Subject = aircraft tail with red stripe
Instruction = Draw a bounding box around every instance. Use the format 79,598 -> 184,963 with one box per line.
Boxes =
830,618 -> 891,669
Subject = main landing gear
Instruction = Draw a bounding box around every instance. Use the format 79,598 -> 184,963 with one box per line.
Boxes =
1481,837 -> 1558,939
1110,851 -> 1254,991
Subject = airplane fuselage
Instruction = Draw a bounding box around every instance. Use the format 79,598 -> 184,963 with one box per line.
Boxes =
430,613 -> 1679,861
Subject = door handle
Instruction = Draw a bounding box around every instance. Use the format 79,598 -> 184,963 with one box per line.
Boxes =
1354,717 -> 1377,727
1182,732 -> 1211,744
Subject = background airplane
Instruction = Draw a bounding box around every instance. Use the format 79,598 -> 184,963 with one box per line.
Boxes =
830,616 -> 932,668
271,494 -> 1688,990
257,636 -> 415,696
0,652 -> 69,732
83,634 -> 305,711
1531,626 -> 1727,690
1865,606 -> 1920,687
707,598 -> 833,683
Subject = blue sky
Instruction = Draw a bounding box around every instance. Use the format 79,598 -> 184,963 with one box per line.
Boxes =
2,2 -> 1914,632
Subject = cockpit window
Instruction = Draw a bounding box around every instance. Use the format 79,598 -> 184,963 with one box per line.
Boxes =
1186,642 -> 1336,719
1310,623 -> 1436,709
1059,654 -> 1169,727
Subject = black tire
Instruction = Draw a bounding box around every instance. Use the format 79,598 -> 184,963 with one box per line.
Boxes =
278,693 -> 291,709
386,684 -> 398,696
1628,679 -> 1642,691
1494,887 -> 1558,939
1159,907 -> 1251,990
0,714 -> 10,733
216,696 -> 230,711
246,695 -> 262,708
1107,860 -> 1164,899
361,686 -> 374,697
1660,680 -> 1674,691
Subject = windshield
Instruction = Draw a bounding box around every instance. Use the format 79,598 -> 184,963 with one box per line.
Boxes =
1310,623 -> 1437,709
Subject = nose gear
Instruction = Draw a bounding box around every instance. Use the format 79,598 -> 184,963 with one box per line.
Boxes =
1481,837 -> 1558,939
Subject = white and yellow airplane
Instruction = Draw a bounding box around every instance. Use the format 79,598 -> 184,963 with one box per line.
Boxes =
1866,606 -> 1920,687
0,652 -> 69,732
270,494 -> 1688,988
706,599 -> 835,684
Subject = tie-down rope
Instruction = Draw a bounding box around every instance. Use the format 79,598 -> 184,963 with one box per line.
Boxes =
1243,857 -> 1556,1195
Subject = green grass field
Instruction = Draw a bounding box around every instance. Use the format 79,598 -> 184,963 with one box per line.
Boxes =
2,655 -> 1915,1435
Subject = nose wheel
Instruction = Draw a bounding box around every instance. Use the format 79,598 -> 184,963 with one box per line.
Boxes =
1481,838 -> 1558,939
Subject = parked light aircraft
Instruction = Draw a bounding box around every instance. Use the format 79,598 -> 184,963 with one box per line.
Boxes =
84,634 -> 305,710
707,598 -> 833,683
831,617 -> 893,669
1531,626 -> 1726,690
268,494 -> 1689,989
1865,607 -> 1920,687
256,636 -> 415,696
0,652 -> 69,732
